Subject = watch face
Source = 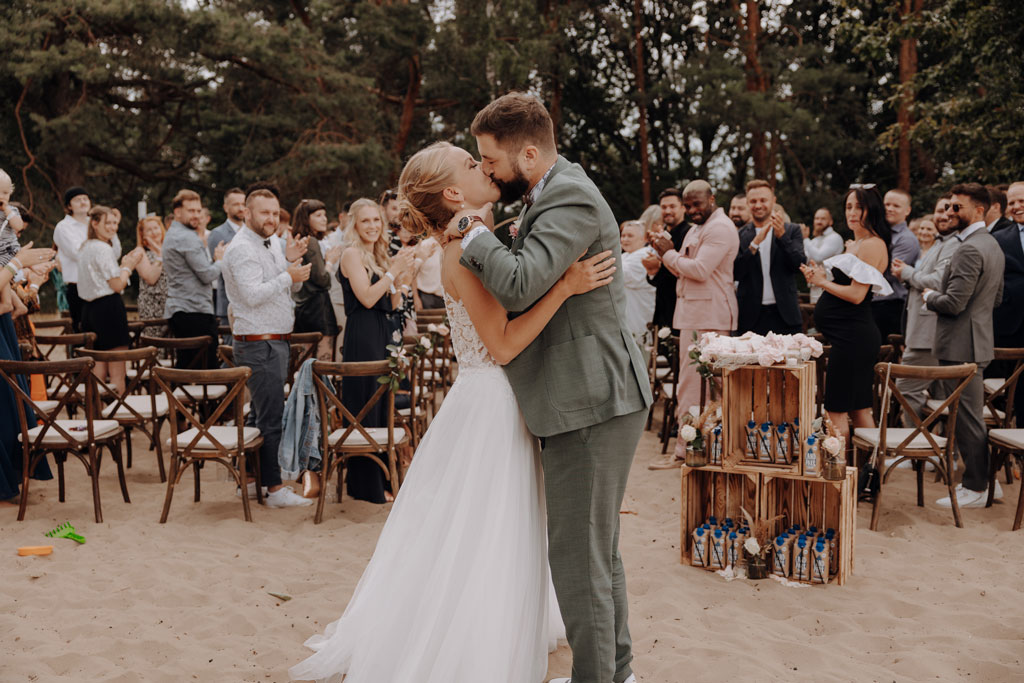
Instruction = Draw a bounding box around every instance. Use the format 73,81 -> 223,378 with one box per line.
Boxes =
458,216 -> 471,233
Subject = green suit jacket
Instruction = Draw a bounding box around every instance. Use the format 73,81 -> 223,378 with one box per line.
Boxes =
460,156 -> 653,437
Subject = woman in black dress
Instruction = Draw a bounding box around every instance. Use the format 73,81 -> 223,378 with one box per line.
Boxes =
801,186 -> 892,446
337,198 -> 415,503
292,199 -> 343,361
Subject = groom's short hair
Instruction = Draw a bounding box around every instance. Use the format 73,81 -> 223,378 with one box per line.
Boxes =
471,92 -> 557,155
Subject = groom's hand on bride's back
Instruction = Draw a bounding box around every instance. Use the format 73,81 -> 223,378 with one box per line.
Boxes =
559,249 -> 616,296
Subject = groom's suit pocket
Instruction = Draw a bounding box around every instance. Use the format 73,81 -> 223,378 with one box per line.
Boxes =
544,335 -> 611,412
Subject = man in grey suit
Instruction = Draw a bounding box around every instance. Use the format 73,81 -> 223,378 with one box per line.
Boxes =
451,93 -> 652,683
891,192 -> 960,419
207,187 -> 246,336
924,182 -> 1005,509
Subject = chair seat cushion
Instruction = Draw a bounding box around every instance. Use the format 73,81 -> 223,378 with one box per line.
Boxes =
172,384 -> 228,401
102,394 -> 170,419
397,407 -> 411,417
989,428 -> 1024,450
21,419 -> 122,446
34,399 -> 60,415
167,426 -> 261,451
924,398 -> 1004,421
853,427 -> 946,450
655,367 -> 671,380
983,378 -> 1004,394
328,426 -> 407,447
660,383 -> 675,399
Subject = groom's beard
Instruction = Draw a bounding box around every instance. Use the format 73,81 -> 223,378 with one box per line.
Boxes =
493,167 -> 531,205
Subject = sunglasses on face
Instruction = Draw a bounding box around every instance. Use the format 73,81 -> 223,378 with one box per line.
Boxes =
849,183 -> 877,190
949,203 -> 963,212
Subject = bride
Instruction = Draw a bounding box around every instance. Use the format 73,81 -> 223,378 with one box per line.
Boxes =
289,141 -> 616,683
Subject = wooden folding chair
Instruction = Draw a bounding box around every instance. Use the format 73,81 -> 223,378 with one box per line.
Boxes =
311,359 -> 410,523
0,357 -> 128,523
658,332 -> 680,454
851,362 -> 976,530
141,335 -> 224,417
646,324 -> 672,431
152,366 -> 263,522
77,346 -> 169,482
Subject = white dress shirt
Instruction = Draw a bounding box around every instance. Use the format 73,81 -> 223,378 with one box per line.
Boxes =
758,228 -> 776,305
804,227 -> 844,302
221,225 -> 299,335
54,215 -> 121,284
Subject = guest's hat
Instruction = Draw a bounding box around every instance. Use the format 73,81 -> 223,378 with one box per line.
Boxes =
63,186 -> 88,206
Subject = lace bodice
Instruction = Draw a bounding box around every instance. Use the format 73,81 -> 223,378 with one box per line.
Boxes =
444,293 -> 499,370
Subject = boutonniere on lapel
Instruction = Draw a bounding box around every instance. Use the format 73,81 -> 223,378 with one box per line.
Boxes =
509,221 -> 520,240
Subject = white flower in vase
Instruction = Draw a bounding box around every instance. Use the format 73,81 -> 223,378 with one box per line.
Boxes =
680,424 -> 698,442
743,538 -> 761,556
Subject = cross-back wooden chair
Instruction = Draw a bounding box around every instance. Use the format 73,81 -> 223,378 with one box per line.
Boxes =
871,345 -> 901,428
287,332 -> 323,393
77,346 -> 168,482
152,366 -> 263,522
396,339 -> 426,448
0,357 -> 128,523
646,323 -> 672,431
217,344 -> 235,367
311,359 -> 410,523
851,362 -> 977,530
31,317 -> 72,335
141,335 -> 224,417
886,334 -> 905,364
31,332 -> 97,417
983,349 -> 1024,519
657,332 -> 680,454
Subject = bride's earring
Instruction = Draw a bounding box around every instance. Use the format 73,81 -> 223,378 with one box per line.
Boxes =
460,203 -> 465,209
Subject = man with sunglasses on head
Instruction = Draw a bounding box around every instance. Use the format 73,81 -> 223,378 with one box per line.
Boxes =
922,182 -> 1005,510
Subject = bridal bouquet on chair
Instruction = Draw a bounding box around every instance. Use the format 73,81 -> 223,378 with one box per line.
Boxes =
693,331 -> 824,369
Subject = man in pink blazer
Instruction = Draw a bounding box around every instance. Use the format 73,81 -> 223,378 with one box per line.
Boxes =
649,180 -> 739,459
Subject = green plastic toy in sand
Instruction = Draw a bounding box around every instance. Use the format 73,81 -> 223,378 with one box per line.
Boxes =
45,521 -> 85,544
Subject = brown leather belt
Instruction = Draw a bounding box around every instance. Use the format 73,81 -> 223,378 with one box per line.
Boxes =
234,333 -> 291,342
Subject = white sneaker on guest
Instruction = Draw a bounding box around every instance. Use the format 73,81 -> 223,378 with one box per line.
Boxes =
549,676 -> 636,683
235,482 -> 268,498
265,486 -> 314,508
935,484 -> 990,509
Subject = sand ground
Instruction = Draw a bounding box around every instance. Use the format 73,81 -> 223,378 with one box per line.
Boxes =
3,425 -> 1023,682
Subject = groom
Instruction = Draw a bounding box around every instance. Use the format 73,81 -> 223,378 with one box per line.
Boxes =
449,93 -> 652,683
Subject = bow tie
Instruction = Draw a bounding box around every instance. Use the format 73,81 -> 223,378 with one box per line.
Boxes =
263,239 -> 271,249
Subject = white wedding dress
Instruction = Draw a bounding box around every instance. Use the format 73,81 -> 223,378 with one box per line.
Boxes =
290,294 -> 564,683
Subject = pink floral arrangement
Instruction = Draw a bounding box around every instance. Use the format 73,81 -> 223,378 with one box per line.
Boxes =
693,331 -> 823,369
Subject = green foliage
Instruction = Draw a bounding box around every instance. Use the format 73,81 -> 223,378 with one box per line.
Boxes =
1,0 -> 1020,270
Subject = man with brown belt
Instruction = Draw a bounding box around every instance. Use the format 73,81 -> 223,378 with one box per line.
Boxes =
222,187 -> 313,508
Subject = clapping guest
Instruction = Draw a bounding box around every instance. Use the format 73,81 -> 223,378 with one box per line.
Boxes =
134,216 -> 168,337
291,199 -> 341,361
728,193 -> 751,228
650,180 -> 739,463
801,186 -> 891,447
221,188 -> 314,508
337,198 -> 415,503
734,179 -> 807,334
642,188 -> 688,329
162,189 -> 225,369
619,220 -> 656,345
803,207 -> 844,302
78,206 -> 144,395
53,186 -> 121,332
924,183 -> 1005,509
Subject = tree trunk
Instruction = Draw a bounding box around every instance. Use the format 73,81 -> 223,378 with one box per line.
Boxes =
736,1 -> 770,181
896,0 -> 924,192
393,53 -> 421,160
633,0 -> 651,207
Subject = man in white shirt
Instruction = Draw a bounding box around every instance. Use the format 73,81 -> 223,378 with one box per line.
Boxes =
222,188 -> 314,508
803,207 -> 845,302
52,186 -> 121,332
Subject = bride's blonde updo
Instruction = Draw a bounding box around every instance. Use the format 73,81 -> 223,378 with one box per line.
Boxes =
398,141 -> 458,239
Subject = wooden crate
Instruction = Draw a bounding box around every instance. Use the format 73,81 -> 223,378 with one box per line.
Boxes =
760,467 -> 857,585
721,363 -> 817,476
679,465 -> 759,567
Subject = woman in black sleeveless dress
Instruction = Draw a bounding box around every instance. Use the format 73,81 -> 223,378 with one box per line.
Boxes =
336,199 -> 415,503
801,186 -> 892,446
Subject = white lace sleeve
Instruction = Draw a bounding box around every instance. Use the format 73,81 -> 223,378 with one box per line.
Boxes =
823,253 -> 894,295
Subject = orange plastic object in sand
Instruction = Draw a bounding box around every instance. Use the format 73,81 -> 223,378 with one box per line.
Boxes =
18,545 -> 53,556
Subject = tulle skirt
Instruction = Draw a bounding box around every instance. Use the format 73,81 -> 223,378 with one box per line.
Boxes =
289,366 -> 563,683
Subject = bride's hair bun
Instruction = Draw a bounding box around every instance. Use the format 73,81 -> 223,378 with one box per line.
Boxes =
398,196 -> 434,239
398,141 -> 459,239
